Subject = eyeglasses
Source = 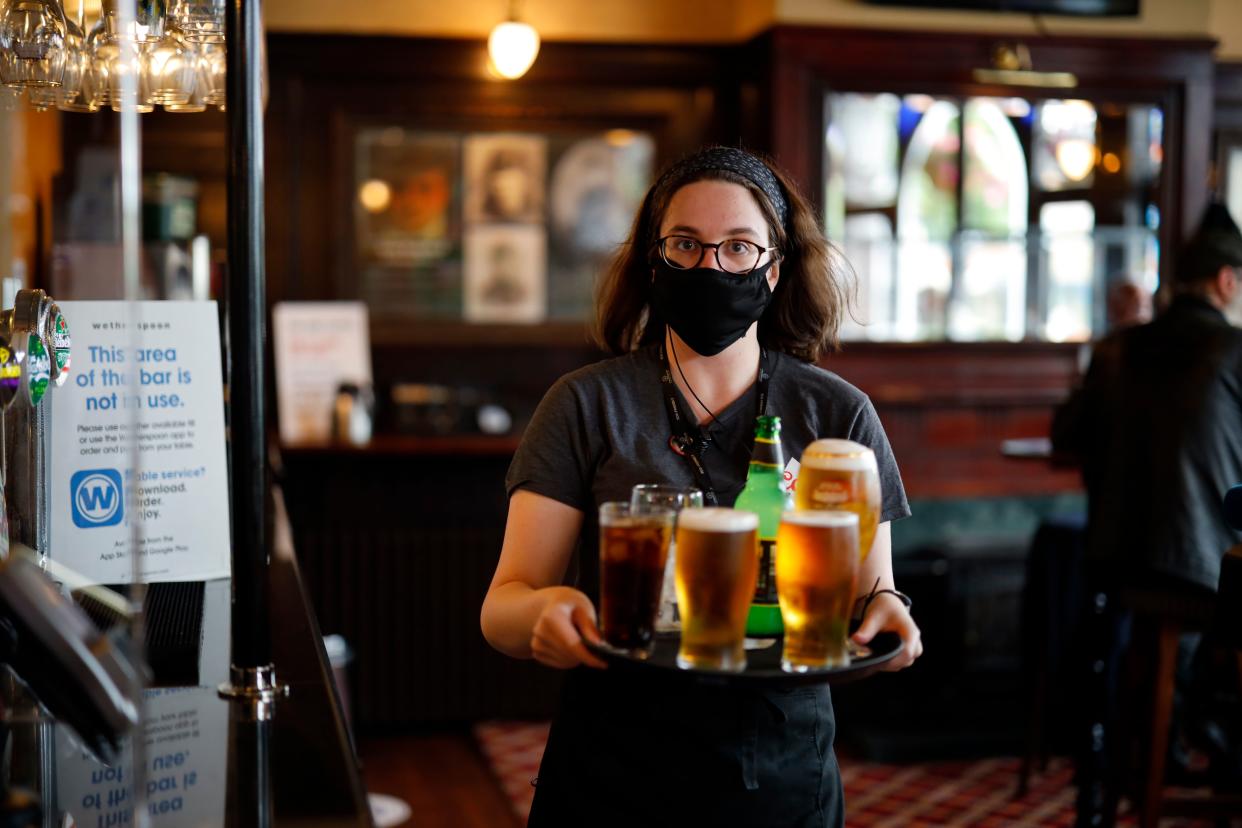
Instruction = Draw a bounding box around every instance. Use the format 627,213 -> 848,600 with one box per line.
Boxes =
655,235 -> 778,275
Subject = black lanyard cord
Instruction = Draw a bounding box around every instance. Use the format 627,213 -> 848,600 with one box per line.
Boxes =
658,341 -> 770,506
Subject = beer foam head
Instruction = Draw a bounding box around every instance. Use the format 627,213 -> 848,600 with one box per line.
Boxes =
781,509 -> 859,528
801,438 -> 877,471
678,507 -> 759,533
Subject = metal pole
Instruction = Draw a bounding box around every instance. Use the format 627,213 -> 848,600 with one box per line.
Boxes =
225,0 -> 270,672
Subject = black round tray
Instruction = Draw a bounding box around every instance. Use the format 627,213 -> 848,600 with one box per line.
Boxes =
585,631 -> 902,687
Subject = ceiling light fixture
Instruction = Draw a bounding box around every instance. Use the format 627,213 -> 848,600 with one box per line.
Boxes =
973,43 -> 1077,89
487,1 -> 539,81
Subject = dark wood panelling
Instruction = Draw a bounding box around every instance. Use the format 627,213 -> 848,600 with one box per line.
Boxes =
263,33 -> 740,318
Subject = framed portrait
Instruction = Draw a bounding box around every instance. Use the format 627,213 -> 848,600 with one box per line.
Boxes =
354,128 -> 462,319
463,225 -> 547,323
547,131 -> 655,318
351,126 -> 654,325
464,134 -> 547,225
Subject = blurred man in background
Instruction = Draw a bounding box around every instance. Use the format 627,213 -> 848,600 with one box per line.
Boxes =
1053,202 -> 1242,826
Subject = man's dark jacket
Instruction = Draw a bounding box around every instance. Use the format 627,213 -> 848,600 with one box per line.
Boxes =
1052,294 -> 1242,591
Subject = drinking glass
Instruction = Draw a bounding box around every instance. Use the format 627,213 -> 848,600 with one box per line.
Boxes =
597,501 -> 674,658
776,510 -> 859,671
90,28 -> 152,113
55,17 -> 96,112
169,0 -> 224,43
674,507 -> 759,672
796,439 -> 881,561
195,40 -> 223,106
630,484 -> 703,633
0,0 -> 68,89
797,439 -> 881,657
147,31 -> 195,105
102,0 -> 164,43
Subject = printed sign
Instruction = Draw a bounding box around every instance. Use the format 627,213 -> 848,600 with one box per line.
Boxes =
272,302 -> 372,444
49,301 -> 230,584
56,686 -> 228,827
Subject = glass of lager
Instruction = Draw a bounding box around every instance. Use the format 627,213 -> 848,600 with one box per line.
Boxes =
777,510 -> 859,671
630,484 -> 704,633
796,439 -> 881,562
598,501 -> 675,657
674,508 -> 759,672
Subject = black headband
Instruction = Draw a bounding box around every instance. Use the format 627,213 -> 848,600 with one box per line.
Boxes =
651,147 -> 789,230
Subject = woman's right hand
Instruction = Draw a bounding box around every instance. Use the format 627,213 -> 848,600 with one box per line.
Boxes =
530,587 -> 608,670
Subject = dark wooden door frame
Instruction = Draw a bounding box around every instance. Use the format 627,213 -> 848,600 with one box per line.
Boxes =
751,25 -> 1217,288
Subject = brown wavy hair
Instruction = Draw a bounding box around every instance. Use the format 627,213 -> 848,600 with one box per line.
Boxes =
593,152 -> 851,363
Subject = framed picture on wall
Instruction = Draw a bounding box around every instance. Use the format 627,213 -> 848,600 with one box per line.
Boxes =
464,134 -> 547,225
354,129 -> 462,320
464,225 -> 547,323
351,126 -> 654,325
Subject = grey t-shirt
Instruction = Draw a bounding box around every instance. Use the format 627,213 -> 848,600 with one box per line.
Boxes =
506,345 -> 910,599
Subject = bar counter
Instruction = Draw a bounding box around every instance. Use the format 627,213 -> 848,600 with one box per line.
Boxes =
1,524 -> 370,826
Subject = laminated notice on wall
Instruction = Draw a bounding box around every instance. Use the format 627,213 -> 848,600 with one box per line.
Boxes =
49,301 -> 230,584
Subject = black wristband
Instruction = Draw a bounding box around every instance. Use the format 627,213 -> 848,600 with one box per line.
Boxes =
861,586 -> 913,619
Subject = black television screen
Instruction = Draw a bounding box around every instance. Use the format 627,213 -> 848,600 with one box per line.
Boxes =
864,0 -> 1139,16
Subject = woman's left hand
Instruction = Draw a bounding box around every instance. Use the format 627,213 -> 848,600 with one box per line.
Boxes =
851,592 -> 923,671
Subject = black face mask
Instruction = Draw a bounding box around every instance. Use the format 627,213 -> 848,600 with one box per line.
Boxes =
649,260 -> 774,357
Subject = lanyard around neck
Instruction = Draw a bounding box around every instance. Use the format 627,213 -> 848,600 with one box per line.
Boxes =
658,343 -> 770,506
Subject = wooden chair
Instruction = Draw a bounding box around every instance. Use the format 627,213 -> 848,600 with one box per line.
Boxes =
1128,545 -> 1242,828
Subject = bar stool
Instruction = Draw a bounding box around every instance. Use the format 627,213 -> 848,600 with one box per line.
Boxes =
1017,517 -> 1087,797
1126,546 -> 1242,828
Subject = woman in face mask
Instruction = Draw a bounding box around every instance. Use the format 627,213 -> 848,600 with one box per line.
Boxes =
481,146 -> 921,827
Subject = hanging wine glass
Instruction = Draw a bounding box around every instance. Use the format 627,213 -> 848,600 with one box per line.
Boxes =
89,18 -> 152,113
56,9 -> 96,112
147,30 -> 194,106
28,86 -> 57,110
168,0 -> 223,43
0,0 -> 68,89
196,39 -> 223,106
102,0 -> 164,44
163,69 -> 205,112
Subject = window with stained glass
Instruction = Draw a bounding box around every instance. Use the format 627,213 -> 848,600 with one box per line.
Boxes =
826,91 -> 1162,342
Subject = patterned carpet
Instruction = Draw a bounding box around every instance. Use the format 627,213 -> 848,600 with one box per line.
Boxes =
473,721 -> 1225,827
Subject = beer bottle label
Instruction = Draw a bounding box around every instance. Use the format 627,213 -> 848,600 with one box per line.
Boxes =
753,535 -> 778,605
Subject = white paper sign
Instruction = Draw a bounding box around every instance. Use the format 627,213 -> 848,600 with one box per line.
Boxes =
49,301 -> 231,584
272,301 -> 372,444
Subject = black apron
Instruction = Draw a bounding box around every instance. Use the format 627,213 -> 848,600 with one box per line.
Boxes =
528,666 -> 844,827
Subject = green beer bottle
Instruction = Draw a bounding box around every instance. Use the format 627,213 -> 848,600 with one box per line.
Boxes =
735,415 -> 793,637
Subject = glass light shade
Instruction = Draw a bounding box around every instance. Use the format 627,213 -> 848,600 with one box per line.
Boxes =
487,20 -> 539,80
169,0 -> 224,43
147,32 -> 194,105
0,0 -> 68,88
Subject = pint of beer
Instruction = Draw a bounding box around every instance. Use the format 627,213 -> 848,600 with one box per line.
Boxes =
674,508 -> 759,672
796,439 -> 881,562
776,510 -> 859,671
598,502 -> 675,656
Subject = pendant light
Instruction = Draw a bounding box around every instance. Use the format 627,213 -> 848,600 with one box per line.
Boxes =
487,0 -> 539,80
